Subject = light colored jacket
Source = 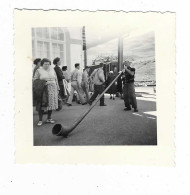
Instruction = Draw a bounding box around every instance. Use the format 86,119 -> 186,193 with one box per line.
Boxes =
90,68 -> 105,85
71,69 -> 82,84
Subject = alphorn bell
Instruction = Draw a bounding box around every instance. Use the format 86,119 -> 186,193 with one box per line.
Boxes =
52,71 -> 123,137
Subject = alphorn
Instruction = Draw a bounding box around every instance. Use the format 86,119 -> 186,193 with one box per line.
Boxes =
52,71 -> 123,137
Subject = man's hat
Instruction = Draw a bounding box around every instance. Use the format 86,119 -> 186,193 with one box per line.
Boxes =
123,61 -> 132,65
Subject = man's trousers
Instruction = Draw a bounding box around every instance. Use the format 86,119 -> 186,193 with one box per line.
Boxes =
123,82 -> 137,109
89,84 -> 105,105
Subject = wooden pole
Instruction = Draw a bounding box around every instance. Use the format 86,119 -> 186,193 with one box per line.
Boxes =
118,37 -> 123,71
82,26 -> 87,68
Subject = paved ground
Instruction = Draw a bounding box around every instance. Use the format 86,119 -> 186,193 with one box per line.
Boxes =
33,87 -> 157,146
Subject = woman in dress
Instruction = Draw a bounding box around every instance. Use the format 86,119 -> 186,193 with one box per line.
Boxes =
107,67 -> 118,100
33,58 -> 59,126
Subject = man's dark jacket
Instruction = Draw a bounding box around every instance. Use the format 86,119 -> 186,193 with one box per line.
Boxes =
54,65 -> 65,86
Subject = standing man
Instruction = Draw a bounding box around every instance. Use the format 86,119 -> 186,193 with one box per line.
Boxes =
121,61 -> 138,112
81,66 -> 90,103
89,63 -> 106,106
67,63 -> 86,106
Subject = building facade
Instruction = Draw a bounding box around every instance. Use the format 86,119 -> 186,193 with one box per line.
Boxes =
32,27 -> 84,74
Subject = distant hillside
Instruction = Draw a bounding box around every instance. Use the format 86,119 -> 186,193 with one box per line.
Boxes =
91,55 -> 156,82
133,60 -> 155,81
124,56 -> 156,81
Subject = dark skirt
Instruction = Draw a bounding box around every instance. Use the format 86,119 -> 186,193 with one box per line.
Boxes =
106,73 -> 118,94
117,75 -> 123,93
107,83 -> 117,94
59,84 -> 66,99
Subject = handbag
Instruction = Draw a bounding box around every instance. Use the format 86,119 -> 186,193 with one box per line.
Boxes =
56,94 -> 62,111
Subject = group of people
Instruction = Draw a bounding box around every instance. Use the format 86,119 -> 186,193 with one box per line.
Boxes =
32,58 -> 138,127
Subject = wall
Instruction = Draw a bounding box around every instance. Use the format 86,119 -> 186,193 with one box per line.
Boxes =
70,44 -> 84,73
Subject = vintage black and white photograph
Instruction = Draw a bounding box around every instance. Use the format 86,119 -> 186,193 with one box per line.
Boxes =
14,10 -> 175,165
32,25 -> 157,146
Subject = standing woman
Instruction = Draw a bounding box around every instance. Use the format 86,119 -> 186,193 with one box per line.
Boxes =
32,58 -> 41,78
53,57 -> 65,100
33,58 -> 59,126
107,67 -> 118,100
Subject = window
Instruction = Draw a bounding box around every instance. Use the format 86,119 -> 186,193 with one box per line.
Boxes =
36,28 -> 43,38
58,44 -> 64,59
58,28 -> 64,41
36,28 -> 49,39
43,42 -> 50,58
37,41 -> 43,57
37,41 -> 50,58
43,28 -> 49,39
32,27 -> 65,63
52,43 -> 64,64
51,28 -> 58,40
32,40 -> 35,58
51,28 -> 64,41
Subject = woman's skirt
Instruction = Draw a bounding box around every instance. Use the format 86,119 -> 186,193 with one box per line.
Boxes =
107,83 -> 117,94
47,82 -> 58,110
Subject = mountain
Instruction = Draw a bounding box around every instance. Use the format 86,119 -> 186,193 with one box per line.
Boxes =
123,56 -> 155,81
87,31 -> 156,81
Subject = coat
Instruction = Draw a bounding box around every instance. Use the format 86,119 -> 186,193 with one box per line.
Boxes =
33,79 -> 48,111
54,65 -> 66,98
106,72 -> 118,94
90,68 -> 105,85
54,65 -> 65,85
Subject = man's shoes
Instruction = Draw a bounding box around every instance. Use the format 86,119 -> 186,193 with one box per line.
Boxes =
82,102 -> 87,105
110,96 -> 112,99
100,104 -> 107,106
134,108 -> 138,112
124,107 -> 131,111
67,103 -> 72,106
113,97 -> 115,100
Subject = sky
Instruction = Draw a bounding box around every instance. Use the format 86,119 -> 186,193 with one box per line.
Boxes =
86,31 -> 155,65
